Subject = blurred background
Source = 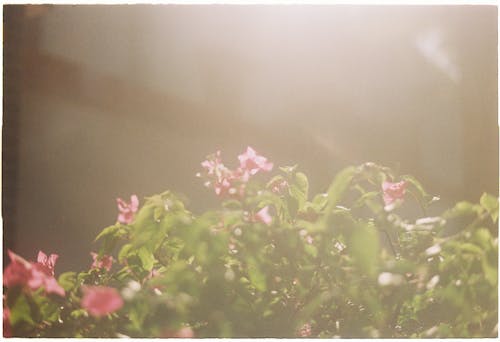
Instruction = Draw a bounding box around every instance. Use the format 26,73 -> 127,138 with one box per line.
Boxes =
3,5 -> 498,271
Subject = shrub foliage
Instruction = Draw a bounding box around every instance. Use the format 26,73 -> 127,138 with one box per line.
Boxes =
3,147 -> 498,338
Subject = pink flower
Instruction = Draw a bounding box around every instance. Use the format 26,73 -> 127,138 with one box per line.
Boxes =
238,146 -> 273,178
3,250 -> 32,288
255,206 -> 272,226
382,181 -> 407,205
36,251 -> 58,276
175,327 -> 195,338
298,323 -> 312,337
81,286 -> 124,317
117,194 -> 139,224
200,151 -> 246,198
161,326 -> 195,338
3,250 -> 65,297
28,265 -> 65,296
269,178 -> 289,195
201,150 -> 223,175
90,252 -> 114,271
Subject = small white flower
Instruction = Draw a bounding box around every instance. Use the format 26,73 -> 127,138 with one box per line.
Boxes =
426,275 -> 440,290
425,326 -> 438,337
128,280 -> 141,292
425,244 -> 441,256
121,280 -> 142,300
334,241 -> 346,252
116,333 -> 131,338
378,272 -> 404,286
121,288 -> 135,301
415,217 -> 444,225
384,202 -> 396,212
234,227 -> 242,236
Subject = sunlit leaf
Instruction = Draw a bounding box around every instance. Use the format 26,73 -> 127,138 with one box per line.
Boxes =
58,272 -> 77,292
348,221 -> 379,277
94,224 -> 120,242
247,257 -> 267,292
327,166 -> 356,210
480,193 -> 498,223
137,246 -> 155,271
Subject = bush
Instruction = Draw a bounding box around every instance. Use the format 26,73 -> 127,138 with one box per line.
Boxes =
3,147 -> 498,337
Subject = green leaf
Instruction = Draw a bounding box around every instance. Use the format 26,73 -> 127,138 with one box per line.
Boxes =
133,204 -> 155,229
58,272 -> 77,292
70,309 -> 88,319
279,165 -> 298,175
473,228 -> 493,251
266,175 -> 286,188
481,257 -> 497,286
443,201 -> 482,219
94,224 -> 120,242
289,184 -> 307,208
312,193 -> 329,211
348,221 -> 379,277
286,195 -> 299,218
10,294 -> 34,326
353,191 -> 380,208
153,206 -> 164,221
327,166 -> 356,210
304,243 -> 318,258
456,243 -> 483,255
137,246 -> 155,271
246,257 -> 267,292
401,175 -> 430,199
480,193 -> 498,223
222,199 -> 243,210
118,243 -> 134,263
37,297 -> 60,323
294,172 -> 309,200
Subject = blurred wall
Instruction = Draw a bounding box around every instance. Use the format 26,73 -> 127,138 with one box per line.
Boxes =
3,5 -> 498,271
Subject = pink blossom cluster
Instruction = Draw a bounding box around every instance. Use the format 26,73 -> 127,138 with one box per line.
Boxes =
3,250 -> 65,297
268,178 -> 289,195
254,206 -> 273,226
199,147 -> 273,198
298,322 -> 312,337
116,194 -> 139,224
90,252 -> 114,271
160,326 -> 195,338
80,285 -> 124,317
382,180 -> 407,205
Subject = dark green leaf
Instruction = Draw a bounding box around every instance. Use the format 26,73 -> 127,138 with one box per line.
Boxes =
58,272 -> 77,292
10,294 -> 34,326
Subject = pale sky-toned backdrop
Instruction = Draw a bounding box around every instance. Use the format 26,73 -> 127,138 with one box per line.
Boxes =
3,5 -> 497,271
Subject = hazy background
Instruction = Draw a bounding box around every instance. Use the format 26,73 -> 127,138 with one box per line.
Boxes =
3,5 -> 498,271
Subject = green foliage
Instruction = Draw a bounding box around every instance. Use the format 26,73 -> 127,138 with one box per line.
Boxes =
4,161 -> 498,338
